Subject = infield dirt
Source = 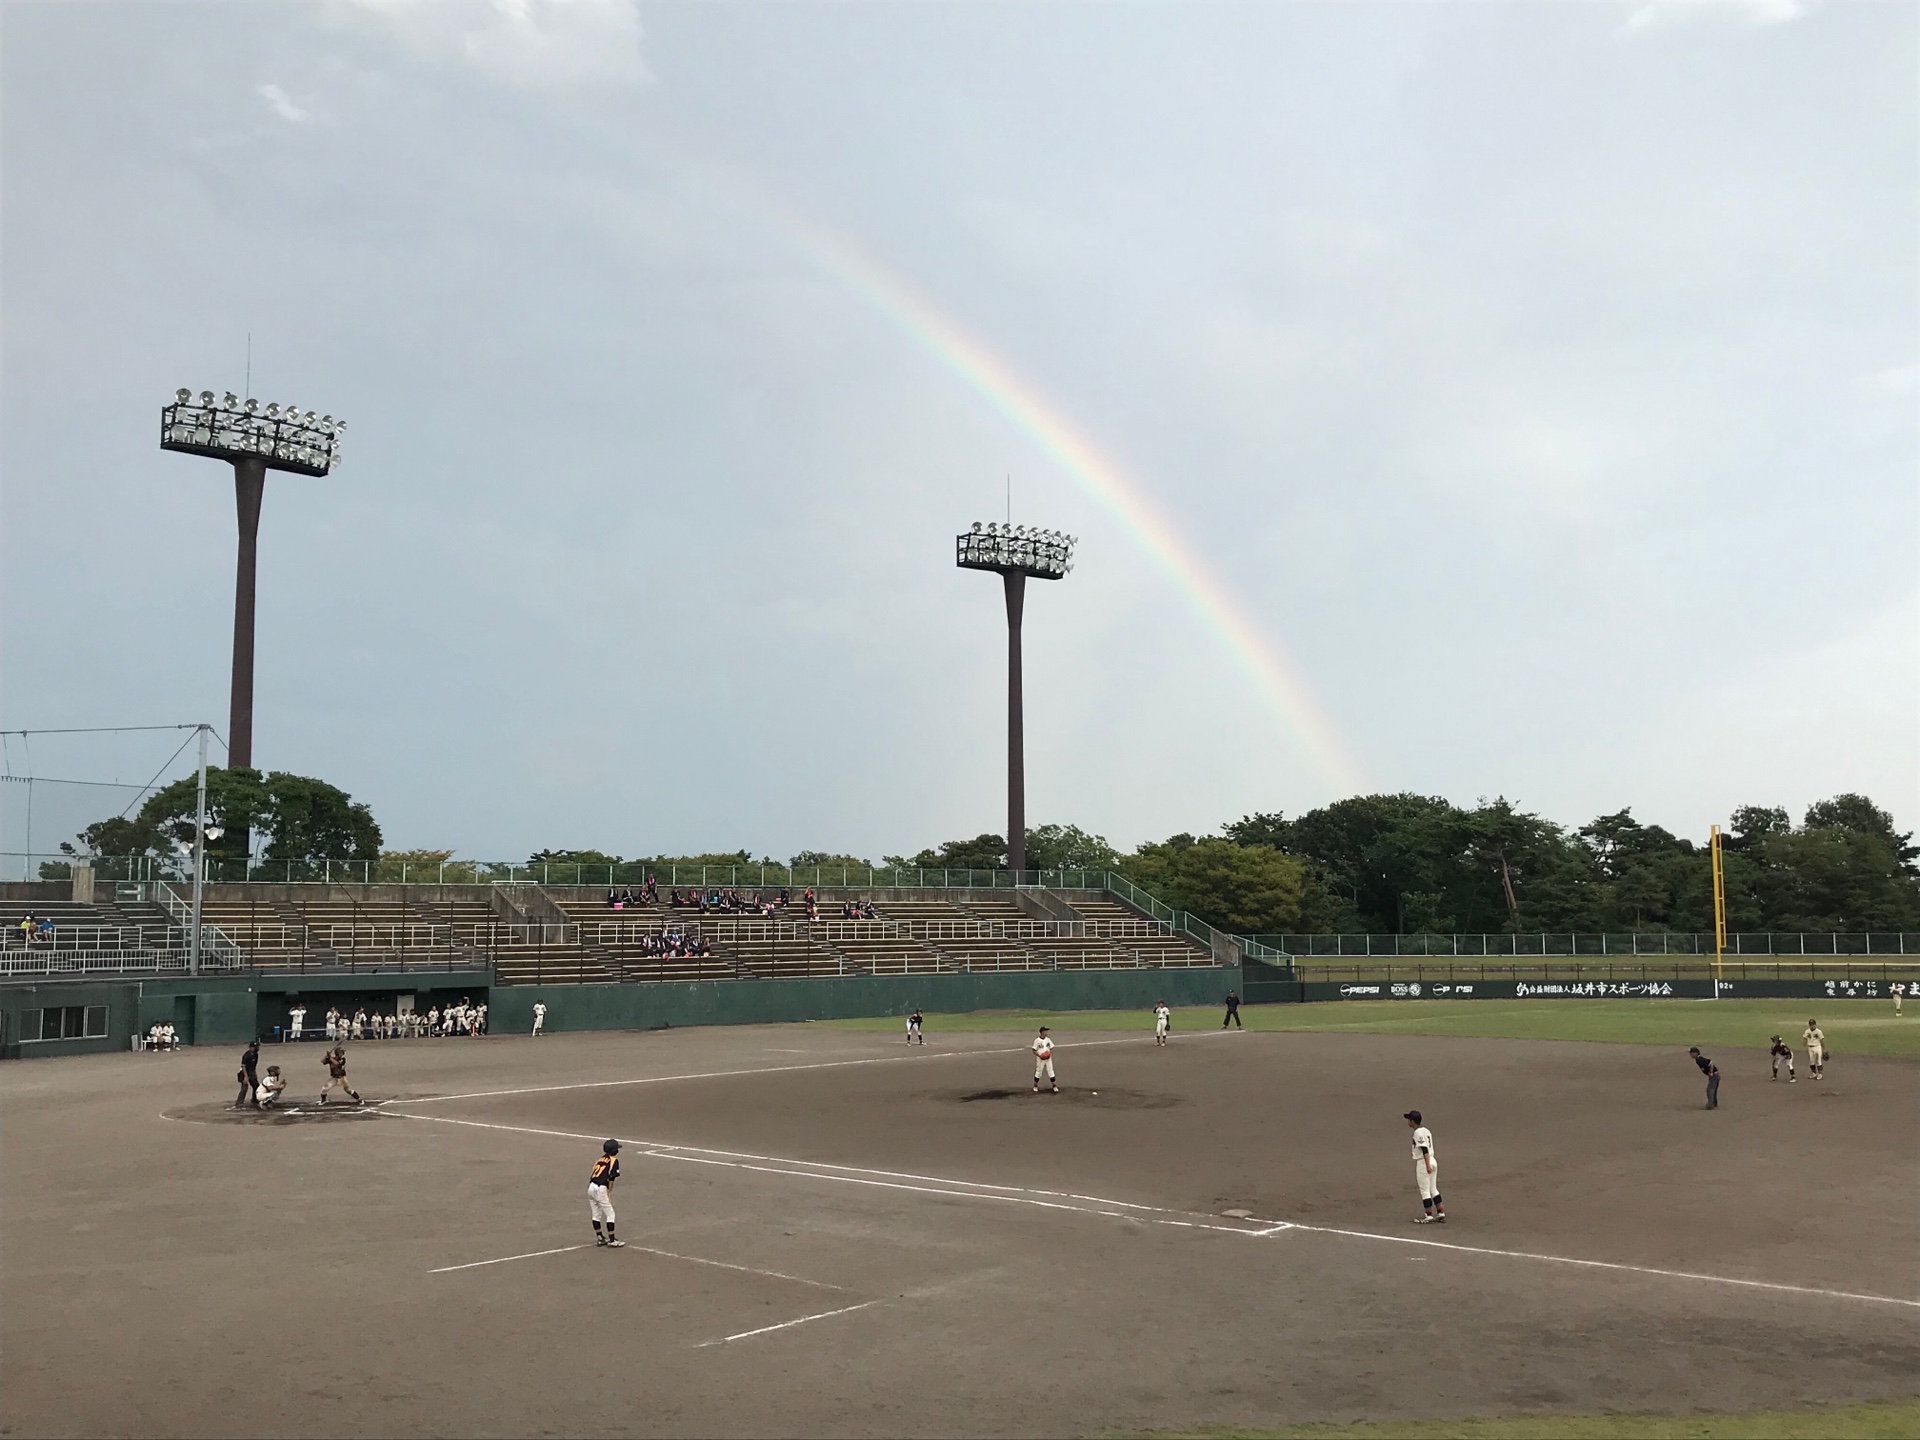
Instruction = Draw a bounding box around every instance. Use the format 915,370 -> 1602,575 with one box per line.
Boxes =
3,1022 -> 1915,1437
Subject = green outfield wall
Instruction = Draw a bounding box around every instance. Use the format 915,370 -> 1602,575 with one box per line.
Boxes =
484,965 -> 1239,1035
1,966 -> 1236,1058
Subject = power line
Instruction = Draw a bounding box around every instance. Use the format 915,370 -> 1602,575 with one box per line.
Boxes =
0,724 -> 209,737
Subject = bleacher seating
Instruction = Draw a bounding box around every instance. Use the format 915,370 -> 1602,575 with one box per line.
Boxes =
4,881 -> 1217,985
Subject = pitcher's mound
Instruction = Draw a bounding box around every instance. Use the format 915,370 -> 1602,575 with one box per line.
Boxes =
164,1098 -> 399,1126
952,1087 -> 1182,1109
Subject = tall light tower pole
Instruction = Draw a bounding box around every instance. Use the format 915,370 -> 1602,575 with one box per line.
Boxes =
160,389 -> 345,770
956,521 -> 1076,879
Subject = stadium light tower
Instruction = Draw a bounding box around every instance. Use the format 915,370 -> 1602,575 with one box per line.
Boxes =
956,521 -> 1076,879
160,389 -> 344,769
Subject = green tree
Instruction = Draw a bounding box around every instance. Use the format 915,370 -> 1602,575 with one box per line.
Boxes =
883,834 -> 1006,871
790,851 -> 874,869
1024,823 -> 1119,871
84,767 -> 380,863
1119,837 -> 1309,933
131,767 -> 271,861
528,849 -> 624,869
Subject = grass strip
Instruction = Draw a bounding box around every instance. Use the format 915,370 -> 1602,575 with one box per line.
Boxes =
817,998 -> 1920,1059
1111,1397 -> 1920,1438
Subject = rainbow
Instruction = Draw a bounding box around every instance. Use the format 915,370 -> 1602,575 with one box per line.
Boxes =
777,213 -> 1367,794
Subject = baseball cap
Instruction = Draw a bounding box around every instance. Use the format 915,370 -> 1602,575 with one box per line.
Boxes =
1403,1110 -> 1422,1123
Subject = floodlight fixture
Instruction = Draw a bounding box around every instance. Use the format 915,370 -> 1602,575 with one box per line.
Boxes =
160,386 -> 345,771
956,519 -> 1079,878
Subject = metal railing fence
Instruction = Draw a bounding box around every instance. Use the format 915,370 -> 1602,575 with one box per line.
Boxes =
1282,960 -> 1920,986
1263,932 -> 1920,958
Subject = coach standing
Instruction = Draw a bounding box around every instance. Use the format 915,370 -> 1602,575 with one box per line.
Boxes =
1222,991 -> 1242,1029
1688,1047 -> 1719,1110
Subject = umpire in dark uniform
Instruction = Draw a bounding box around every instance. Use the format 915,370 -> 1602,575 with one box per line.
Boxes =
1222,991 -> 1242,1029
236,1038 -> 261,1108
1688,1046 -> 1719,1110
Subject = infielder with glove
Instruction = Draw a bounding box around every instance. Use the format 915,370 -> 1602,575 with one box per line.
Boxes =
588,1139 -> 624,1247
1405,1110 -> 1443,1223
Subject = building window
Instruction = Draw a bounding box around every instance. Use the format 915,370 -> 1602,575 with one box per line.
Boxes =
20,1005 -> 107,1041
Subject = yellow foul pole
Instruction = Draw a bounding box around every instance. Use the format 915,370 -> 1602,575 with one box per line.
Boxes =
1710,824 -> 1726,999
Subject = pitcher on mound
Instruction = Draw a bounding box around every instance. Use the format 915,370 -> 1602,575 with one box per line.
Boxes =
1032,1027 -> 1058,1093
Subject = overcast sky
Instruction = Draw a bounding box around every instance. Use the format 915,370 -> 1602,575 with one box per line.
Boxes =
2,0 -> 1914,867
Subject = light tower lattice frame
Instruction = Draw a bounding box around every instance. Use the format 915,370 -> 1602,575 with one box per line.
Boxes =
956,522 -> 1076,879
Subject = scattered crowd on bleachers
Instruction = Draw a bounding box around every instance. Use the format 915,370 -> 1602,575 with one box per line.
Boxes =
281,1000 -> 488,1041
636,929 -> 714,959
608,884 -> 881,924
9,914 -> 56,945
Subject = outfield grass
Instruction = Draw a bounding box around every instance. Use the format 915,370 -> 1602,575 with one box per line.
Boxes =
818,998 -> 1920,1058
1118,1397 -> 1920,1438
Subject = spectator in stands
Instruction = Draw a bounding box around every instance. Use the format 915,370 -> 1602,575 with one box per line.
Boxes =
606,887 -> 620,909
37,915 -> 53,941
862,901 -> 879,920
257,1065 -> 286,1108
643,875 -> 658,904
779,887 -> 791,908
17,914 -> 35,946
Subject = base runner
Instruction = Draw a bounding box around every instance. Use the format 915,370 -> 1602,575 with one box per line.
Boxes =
1154,1002 -> 1171,1046
1032,1026 -> 1057,1093
1405,1110 -> 1443,1223
1769,1035 -> 1796,1082
319,1045 -> 361,1104
588,1139 -> 624,1247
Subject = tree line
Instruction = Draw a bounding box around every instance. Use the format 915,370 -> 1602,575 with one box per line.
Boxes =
55,772 -> 1918,936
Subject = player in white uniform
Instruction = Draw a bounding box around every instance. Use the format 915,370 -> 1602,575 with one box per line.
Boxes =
532,1001 -> 547,1037
1153,1003 -> 1171,1046
1032,1027 -> 1058,1093
1893,984 -> 1904,1017
1405,1110 -> 1444,1223
288,1005 -> 306,1041
1803,1019 -> 1826,1080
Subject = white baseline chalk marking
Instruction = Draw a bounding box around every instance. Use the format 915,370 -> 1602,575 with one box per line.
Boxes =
386,1030 -> 1229,1106
1277,1223 -> 1920,1311
696,1300 -> 882,1347
625,1243 -> 845,1291
394,1111 -> 1920,1312
430,1244 -> 589,1273
388,1111 -> 1259,1235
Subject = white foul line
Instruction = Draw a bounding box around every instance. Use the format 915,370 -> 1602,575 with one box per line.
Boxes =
384,1030 -> 1230,1106
1281,1222 -> 1920,1311
430,1244 -> 590,1273
696,1300 -> 882,1347
394,1110 -> 1920,1312
623,1243 -> 845,1290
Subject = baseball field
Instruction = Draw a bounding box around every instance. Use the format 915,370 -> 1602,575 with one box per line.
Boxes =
3,1002 -> 1915,1438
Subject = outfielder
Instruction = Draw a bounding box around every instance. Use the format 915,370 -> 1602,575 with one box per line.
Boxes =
1803,1019 -> 1826,1080
1405,1111 -> 1443,1223
1769,1035 -> 1796,1082
1153,1002 -> 1171,1046
906,1009 -> 925,1045
1032,1026 -> 1058,1093
1895,984 -> 1905,1017
532,1001 -> 547,1037
319,1045 -> 361,1104
588,1139 -> 624,1247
